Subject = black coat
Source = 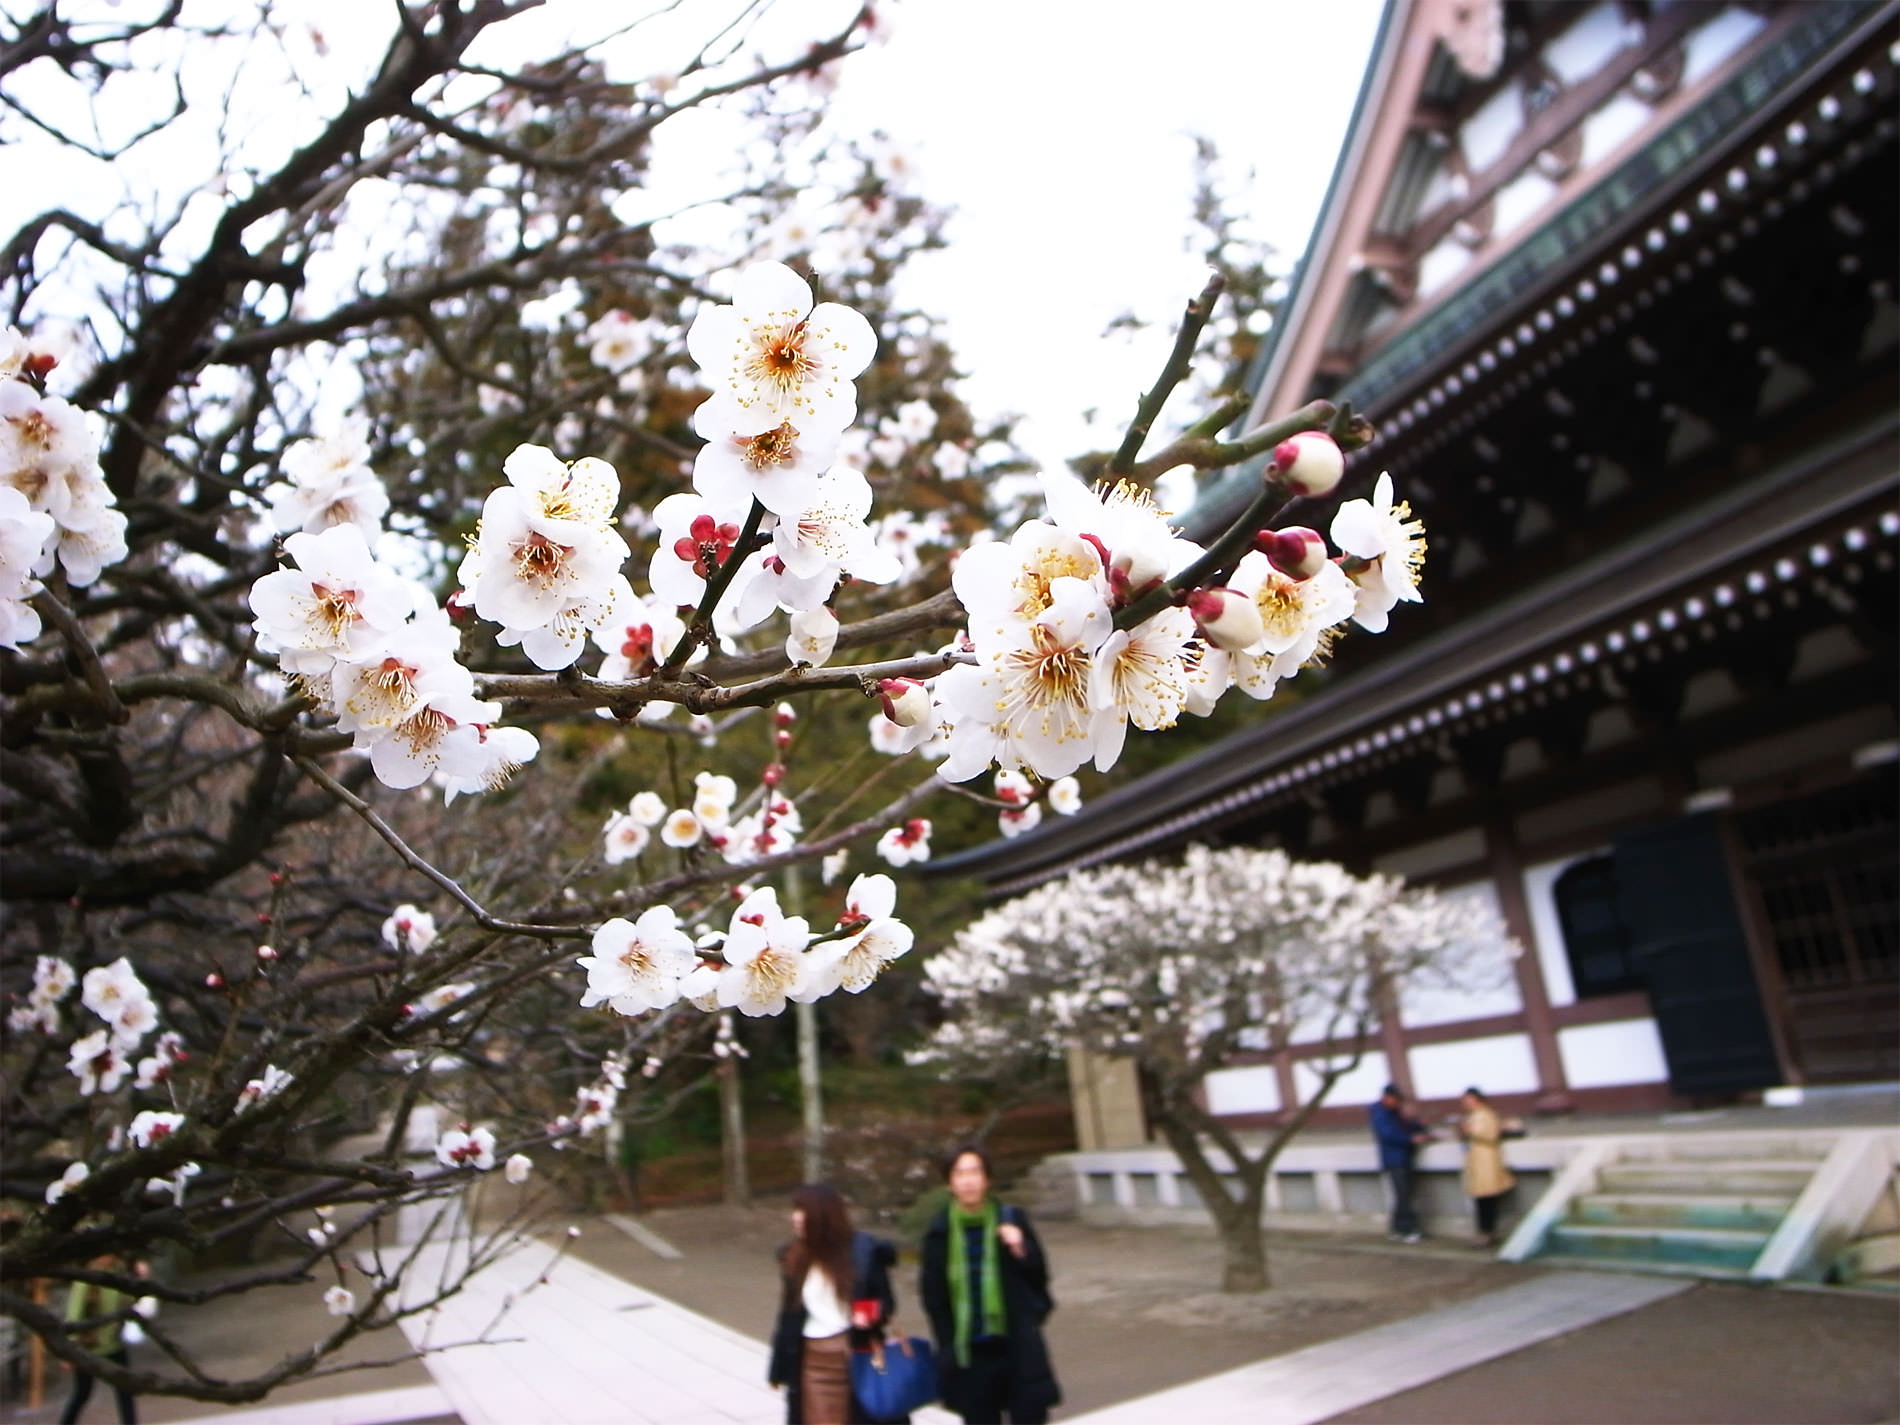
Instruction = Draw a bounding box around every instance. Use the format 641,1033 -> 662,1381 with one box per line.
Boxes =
919,1205 -> 1061,1420
768,1230 -> 899,1425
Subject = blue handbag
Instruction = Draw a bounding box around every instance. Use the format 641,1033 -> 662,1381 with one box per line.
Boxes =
849,1335 -> 937,1422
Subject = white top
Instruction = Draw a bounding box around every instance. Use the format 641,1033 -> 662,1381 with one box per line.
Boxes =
801,1264 -> 851,1338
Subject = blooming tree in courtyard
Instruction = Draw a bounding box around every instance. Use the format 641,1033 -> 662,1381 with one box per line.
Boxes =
918,845 -> 1509,1292
0,0 -> 1430,1401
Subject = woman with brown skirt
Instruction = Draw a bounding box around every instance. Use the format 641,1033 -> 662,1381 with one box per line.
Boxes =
768,1183 -> 900,1424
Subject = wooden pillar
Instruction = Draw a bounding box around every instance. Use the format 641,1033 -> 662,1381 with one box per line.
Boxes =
1486,816 -> 1573,1112
1716,813 -> 1803,1085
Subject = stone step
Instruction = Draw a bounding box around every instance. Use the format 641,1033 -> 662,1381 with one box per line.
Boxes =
1570,1191 -> 1795,1233
1595,1161 -> 1817,1196
1542,1222 -> 1770,1274
1616,1135 -> 1832,1164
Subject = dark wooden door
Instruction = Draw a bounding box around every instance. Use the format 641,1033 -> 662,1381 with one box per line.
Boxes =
1613,815 -> 1784,1095
1736,775 -> 1900,1083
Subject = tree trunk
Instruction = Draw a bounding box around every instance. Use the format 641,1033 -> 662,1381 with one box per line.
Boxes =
1218,1194 -> 1269,1292
717,1053 -> 750,1208
1147,1094 -> 1272,1293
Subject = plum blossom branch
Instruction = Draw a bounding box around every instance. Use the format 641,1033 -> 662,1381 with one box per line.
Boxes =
292,757 -> 584,942
1109,270 -> 1226,478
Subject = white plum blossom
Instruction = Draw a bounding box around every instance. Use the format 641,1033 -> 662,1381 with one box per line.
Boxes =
952,519 -> 1105,638
436,1125 -> 498,1170
628,791 -> 668,826
577,907 -> 696,1015
462,447 -> 629,636
235,1064 -> 295,1112
999,801 -> 1043,838
661,809 -> 703,848
324,1286 -> 356,1316
938,576 -> 1117,782
505,1153 -> 534,1184
602,810 -> 651,864
931,442 -> 971,480
381,905 -> 438,955
1330,472 -> 1426,633
1038,470 -> 1200,603
435,723 -> 540,801
129,1110 -> 186,1149
44,1161 -> 89,1205
687,261 -> 877,438
68,1030 -> 129,1095
251,526 -> 426,681
876,818 -> 931,866
1088,605 -> 1200,767
0,486 -> 54,649
494,571 -> 633,672
591,596 -> 688,682
134,1031 -> 188,1089
1223,551 -> 1357,701
264,419 -> 389,539
714,886 -> 814,1016
586,309 -> 655,372
692,772 -> 738,829
822,849 -> 850,884
786,605 -> 838,666
1048,777 -> 1083,815
693,412 -> 840,519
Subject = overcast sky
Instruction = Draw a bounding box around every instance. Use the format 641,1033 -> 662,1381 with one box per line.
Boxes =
4,0 -> 1383,472
813,0 -> 1385,469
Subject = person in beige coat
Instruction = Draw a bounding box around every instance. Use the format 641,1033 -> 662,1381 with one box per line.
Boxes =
1458,1087 -> 1518,1246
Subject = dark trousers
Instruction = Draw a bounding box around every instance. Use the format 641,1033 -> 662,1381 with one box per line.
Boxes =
1385,1161 -> 1420,1237
1475,1192 -> 1506,1238
60,1348 -> 137,1425
953,1342 -> 1047,1425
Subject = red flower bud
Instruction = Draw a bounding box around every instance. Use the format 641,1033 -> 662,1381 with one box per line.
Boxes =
1187,587 -> 1266,652
1267,431 -> 1345,498
1257,526 -> 1329,580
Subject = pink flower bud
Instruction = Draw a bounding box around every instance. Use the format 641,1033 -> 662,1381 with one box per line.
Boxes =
256,944 -> 278,962
205,972 -> 224,990
877,678 -> 931,727
1267,431 -> 1344,498
1187,587 -> 1265,653
1256,526 -> 1329,580
761,762 -> 785,786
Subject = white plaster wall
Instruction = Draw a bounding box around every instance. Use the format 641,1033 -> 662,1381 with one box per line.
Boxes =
1683,7 -> 1767,86
1204,1062 -> 1283,1116
1410,1033 -> 1541,1099
1559,1018 -> 1669,1088
1581,93 -> 1651,168
1418,237 -> 1473,300
1398,880 -> 1524,1028
1523,851 -> 1601,1008
1461,80 -> 1523,172
1545,3 -> 1639,86
1493,169 -> 1560,235
1293,1050 -> 1390,1108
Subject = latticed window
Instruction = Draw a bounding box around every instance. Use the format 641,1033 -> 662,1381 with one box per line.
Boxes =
1738,776 -> 1898,993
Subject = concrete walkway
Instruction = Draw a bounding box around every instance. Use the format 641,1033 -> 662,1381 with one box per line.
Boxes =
1065,1270 -> 1693,1425
164,1246 -> 1698,1425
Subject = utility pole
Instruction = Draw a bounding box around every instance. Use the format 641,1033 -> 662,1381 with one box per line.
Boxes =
714,1014 -> 750,1207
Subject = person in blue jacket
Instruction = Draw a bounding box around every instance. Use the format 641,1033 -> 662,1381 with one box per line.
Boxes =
1368,1084 -> 1432,1242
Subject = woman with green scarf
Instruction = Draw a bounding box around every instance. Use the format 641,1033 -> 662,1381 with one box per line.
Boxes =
919,1146 -> 1060,1424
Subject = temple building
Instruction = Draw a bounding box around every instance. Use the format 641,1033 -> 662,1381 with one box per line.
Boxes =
933,0 -> 1898,1140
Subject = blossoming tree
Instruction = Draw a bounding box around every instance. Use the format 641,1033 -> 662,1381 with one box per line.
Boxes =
918,846 -> 1506,1292
1,0 -> 1431,1400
